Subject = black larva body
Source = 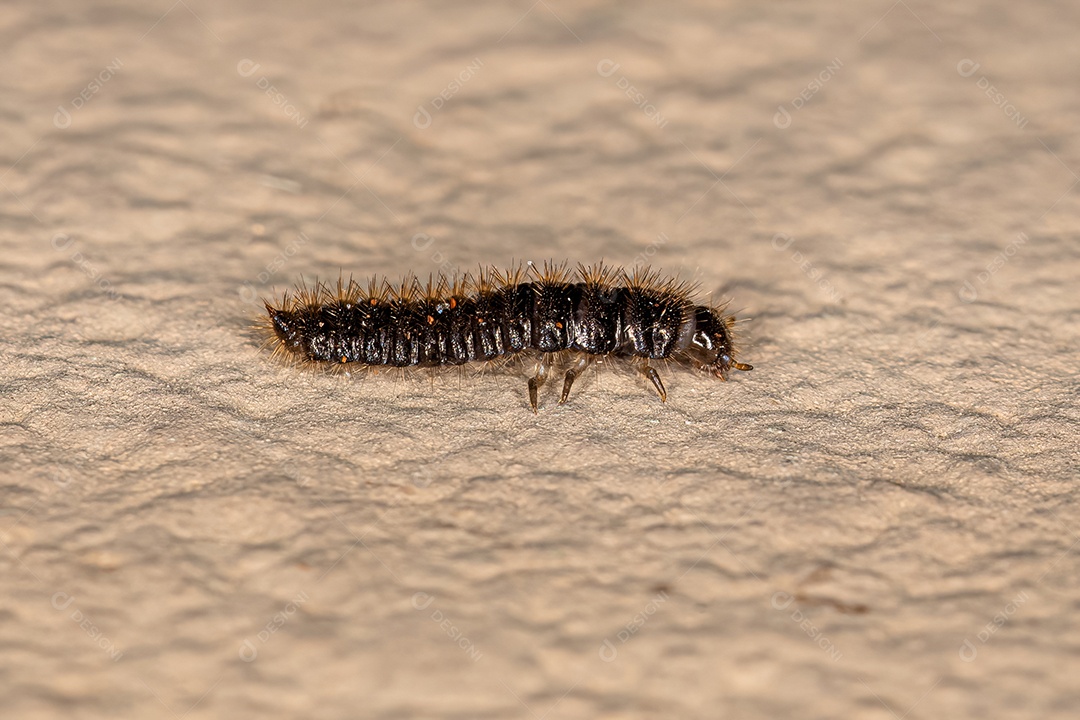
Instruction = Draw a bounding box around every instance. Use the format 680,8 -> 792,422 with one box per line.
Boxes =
265,265 -> 751,411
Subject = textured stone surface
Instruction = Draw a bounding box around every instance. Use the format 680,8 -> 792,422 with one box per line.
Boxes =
2,1 -> 1078,718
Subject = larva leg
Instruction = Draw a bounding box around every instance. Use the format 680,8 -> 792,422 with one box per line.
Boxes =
640,363 -> 667,402
527,353 -> 552,413
559,355 -> 593,405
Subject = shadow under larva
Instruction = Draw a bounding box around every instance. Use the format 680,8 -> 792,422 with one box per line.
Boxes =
258,261 -> 752,413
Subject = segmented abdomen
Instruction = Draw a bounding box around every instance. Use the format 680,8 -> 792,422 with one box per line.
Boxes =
283,280 -> 686,367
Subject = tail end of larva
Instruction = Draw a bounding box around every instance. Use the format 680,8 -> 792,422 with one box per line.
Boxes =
254,296 -> 297,364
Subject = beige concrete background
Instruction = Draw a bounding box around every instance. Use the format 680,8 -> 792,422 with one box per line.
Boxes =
2,1 -> 1078,718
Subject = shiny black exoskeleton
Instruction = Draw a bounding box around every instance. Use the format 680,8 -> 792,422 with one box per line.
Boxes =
267,267 -> 751,412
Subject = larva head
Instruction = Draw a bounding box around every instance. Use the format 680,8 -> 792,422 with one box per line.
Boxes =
686,306 -> 753,380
